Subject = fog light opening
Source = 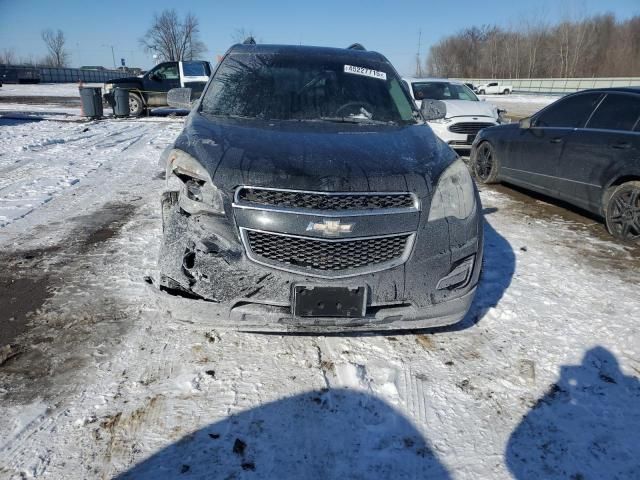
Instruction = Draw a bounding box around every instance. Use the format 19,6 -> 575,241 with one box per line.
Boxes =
437,255 -> 475,291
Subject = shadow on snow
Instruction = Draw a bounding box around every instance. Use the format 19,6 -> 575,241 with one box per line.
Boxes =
115,388 -> 452,479
507,346 -> 640,479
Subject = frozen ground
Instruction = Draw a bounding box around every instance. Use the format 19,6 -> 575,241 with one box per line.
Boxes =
478,93 -> 559,118
0,83 -> 102,97
0,105 -> 638,479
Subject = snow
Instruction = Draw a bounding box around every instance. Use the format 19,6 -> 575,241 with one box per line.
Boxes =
479,93 -> 559,105
0,99 -> 638,479
0,83 -> 102,97
478,94 -> 559,118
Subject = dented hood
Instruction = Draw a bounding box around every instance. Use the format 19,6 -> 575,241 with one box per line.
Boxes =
173,112 -> 456,195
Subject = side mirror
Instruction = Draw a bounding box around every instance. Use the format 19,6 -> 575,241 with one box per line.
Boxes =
167,88 -> 194,109
519,117 -> 532,129
420,99 -> 447,121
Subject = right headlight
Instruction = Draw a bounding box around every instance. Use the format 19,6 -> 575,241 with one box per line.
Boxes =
166,148 -> 224,216
428,159 -> 476,221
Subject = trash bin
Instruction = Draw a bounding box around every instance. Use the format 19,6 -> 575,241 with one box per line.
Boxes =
79,87 -> 103,119
113,88 -> 130,118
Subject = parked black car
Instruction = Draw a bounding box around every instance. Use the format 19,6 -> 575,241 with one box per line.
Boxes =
471,88 -> 640,242
156,42 -> 483,331
103,60 -> 212,116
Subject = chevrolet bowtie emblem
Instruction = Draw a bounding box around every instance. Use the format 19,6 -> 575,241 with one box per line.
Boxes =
306,219 -> 354,236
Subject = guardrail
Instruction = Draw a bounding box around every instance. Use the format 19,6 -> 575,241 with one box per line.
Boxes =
455,77 -> 640,94
0,64 -> 133,84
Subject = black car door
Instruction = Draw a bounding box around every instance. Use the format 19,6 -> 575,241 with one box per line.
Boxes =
504,92 -> 603,195
558,93 -> 640,213
143,62 -> 180,106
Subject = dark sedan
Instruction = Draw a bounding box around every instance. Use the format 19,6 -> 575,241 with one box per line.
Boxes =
470,88 -> 640,242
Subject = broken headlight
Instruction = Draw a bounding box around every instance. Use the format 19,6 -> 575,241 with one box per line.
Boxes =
428,159 -> 476,221
166,148 -> 224,215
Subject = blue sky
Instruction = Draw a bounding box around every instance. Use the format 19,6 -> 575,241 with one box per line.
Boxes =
1,0 -> 638,75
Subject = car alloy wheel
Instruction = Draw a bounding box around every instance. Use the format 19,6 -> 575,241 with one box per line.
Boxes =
606,182 -> 640,242
473,142 -> 498,184
128,93 -> 144,116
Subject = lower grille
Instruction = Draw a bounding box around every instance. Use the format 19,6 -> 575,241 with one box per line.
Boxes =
245,230 -> 411,273
448,122 -> 495,134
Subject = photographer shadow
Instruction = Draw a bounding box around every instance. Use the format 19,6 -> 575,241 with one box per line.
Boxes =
115,388 -> 452,479
507,347 -> 640,479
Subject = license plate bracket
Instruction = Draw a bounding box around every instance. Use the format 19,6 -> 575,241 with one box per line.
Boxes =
293,286 -> 367,318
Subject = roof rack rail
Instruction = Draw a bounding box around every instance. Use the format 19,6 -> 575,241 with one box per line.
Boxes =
347,43 -> 366,51
243,37 -> 256,45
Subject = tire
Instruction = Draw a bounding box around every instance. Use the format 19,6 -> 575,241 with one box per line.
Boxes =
503,89 -> 510,95
479,89 -> 486,95
472,141 -> 500,184
605,181 -> 640,243
128,92 -> 145,117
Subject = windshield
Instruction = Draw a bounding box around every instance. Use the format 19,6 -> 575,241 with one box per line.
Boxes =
201,53 -> 417,124
412,82 -> 479,102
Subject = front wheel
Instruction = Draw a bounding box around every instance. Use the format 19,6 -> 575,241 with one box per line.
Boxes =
129,92 -> 145,117
605,181 -> 640,243
472,142 -> 500,184
479,89 -> 486,95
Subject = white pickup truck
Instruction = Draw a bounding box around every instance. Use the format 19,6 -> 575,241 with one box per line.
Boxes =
476,82 -> 513,95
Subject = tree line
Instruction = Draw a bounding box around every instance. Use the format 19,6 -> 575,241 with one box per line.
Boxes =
426,13 -> 640,79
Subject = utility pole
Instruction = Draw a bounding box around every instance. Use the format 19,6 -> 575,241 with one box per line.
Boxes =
415,29 -> 423,77
101,44 -> 117,68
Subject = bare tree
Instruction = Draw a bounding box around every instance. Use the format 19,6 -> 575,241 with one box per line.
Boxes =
0,48 -> 16,65
231,27 -> 258,44
426,12 -> 640,78
41,29 -> 69,67
140,10 -> 207,61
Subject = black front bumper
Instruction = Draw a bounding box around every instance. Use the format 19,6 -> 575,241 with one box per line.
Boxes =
157,188 -> 483,331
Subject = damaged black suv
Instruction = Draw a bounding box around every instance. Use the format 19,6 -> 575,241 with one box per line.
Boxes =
156,43 -> 483,331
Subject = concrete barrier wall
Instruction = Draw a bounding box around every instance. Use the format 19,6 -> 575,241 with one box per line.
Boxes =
454,77 -> 640,94
0,64 -> 133,84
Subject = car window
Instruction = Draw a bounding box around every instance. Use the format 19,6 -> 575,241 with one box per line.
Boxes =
154,64 -> 179,80
535,93 -> 603,128
411,82 -> 478,101
182,62 -> 207,77
201,53 -> 417,124
586,93 -> 640,132
488,82 -> 497,87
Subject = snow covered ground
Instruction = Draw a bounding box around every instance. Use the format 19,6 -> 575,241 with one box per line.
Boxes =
0,83 -> 102,97
478,93 -> 559,118
0,106 -> 638,479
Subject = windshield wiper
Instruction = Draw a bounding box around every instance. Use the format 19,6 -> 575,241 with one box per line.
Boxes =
318,116 -> 392,125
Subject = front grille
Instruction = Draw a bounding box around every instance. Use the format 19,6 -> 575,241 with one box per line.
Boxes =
237,188 -> 415,211
246,230 -> 410,272
448,122 -> 495,135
